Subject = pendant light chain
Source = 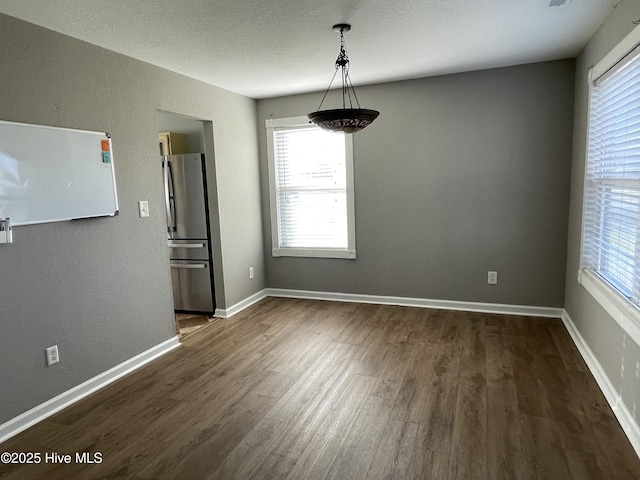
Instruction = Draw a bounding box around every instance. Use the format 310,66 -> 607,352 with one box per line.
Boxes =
316,26 -> 363,111
337,28 -> 349,109
337,28 -> 361,110
336,27 -> 348,68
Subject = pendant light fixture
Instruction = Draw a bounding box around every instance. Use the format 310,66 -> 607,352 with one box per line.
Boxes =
308,24 -> 379,134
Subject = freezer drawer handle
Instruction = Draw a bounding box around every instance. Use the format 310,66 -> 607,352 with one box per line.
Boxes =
168,243 -> 205,249
170,263 -> 207,269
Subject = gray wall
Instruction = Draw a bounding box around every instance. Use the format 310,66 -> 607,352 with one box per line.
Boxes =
0,14 -> 264,423
565,0 -> 640,425
257,60 -> 575,307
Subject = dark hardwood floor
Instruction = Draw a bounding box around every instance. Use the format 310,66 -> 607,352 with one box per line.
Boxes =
1,297 -> 639,479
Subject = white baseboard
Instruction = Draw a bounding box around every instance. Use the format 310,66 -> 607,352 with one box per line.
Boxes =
561,310 -> 640,458
215,289 -> 269,318
215,288 -> 563,319
0,336 -> 180,444
265,288 -> 564,318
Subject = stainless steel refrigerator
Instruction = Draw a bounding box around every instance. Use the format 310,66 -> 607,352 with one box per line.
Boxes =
162,153 -> 216,314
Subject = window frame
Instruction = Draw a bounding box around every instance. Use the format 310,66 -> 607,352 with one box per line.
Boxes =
578,24 -> 640,348
266,116 -> 356,259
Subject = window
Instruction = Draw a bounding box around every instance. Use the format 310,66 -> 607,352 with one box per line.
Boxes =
580,32 -> 640,346
266,116 -> 356,259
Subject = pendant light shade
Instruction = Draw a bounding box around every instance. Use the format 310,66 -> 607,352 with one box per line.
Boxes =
307,108 -> 379,134
308,24 -> 379,133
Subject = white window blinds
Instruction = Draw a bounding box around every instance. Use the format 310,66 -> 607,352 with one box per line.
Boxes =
583,46 -> 640,304
266,117 -> 355,258
274,126 -> 347,248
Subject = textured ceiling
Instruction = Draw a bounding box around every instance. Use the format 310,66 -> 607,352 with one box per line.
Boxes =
0,0 -> 620,99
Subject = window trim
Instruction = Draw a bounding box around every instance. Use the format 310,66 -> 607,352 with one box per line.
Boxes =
578,24 -> 640,348
578,270 -> 640,348
266,116 -> 356,259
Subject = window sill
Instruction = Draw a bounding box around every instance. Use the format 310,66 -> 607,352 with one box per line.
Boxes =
578,269 -> 640,347
272,248 -> 356,259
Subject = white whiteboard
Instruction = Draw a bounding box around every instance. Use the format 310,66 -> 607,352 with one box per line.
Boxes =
0,120 -> 119,226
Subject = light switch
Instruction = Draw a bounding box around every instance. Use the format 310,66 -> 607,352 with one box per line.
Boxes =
138,200 -> 149,218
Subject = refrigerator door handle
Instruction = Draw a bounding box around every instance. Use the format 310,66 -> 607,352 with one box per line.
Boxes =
167,160 -> 177,233
163,158 -> 173,237
168,243 -> 205,249
170,262 -> 207,269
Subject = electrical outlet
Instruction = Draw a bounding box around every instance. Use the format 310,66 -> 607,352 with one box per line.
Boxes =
46,345 -> 59,366
249,267 -> 254,279
488,271 -> 498,285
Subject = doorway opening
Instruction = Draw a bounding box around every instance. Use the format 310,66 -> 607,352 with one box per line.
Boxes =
156,110 -> 222,338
